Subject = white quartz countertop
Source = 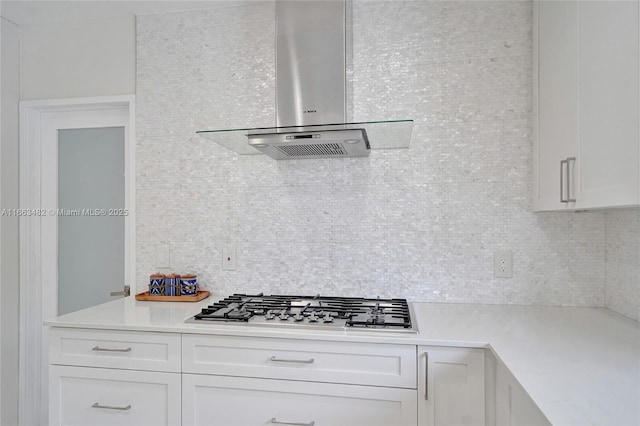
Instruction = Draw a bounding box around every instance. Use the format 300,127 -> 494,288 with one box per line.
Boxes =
45,296 -> 640,426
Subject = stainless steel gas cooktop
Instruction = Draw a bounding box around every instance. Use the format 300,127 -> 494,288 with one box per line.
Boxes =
187,294 -> 417,333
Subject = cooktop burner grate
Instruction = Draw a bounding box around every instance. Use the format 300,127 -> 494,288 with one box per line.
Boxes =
189,293 -> 415,332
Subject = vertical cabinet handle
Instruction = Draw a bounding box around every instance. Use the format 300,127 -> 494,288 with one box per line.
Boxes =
424,352 -> 429,400
566,157 -> 576,202
560,159 -> 568,203
560,157 -> 577,204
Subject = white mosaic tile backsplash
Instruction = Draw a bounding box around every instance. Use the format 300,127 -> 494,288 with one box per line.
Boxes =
136,0 -> 607,305
605,210 -> 640,320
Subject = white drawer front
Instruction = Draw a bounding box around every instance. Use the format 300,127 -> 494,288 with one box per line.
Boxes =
183,373 -> 417,426
182,335 -> 416,388
50,328 -> 181,372
49,365 -> 181,426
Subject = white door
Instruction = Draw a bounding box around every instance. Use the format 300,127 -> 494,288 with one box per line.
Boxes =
41,105 -> 133,316
19,96 -> 135,425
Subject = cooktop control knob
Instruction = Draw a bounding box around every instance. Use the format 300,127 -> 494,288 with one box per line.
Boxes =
293,313 -> 304,321
322,314 -> 333,323
308,313 -> 318,322
279,312 -> 289,321
265,311 -> 275,320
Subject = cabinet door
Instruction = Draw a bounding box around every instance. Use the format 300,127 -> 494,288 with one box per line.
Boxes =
579,0 -> 640,209
49,365 -> 181,426
182,374 -> 417,426
495,362 -> 551,426
418,346 -> 485,426
534,0 -> 580,211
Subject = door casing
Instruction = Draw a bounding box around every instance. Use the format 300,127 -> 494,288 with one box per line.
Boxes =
19,96 -> 135,425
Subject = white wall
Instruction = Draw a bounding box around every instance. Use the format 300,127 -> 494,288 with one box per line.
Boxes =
1,16 -> 21,426
20,15 -> 135,100
135,1 -> 608,306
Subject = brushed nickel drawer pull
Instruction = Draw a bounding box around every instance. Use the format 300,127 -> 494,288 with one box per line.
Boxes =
424,351 -> 429,400
92,402 -> 132,411
92,345 -> 132,353
270,417 -> 315,426
269,356 -> 315,364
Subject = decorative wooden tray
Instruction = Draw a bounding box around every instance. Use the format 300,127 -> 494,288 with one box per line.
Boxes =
135,290 -> 210,302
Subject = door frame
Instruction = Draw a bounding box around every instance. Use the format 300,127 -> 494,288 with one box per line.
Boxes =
19,95 -> 135,425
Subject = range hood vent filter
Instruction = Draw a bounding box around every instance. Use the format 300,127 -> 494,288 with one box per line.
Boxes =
248,129 -> 370,160
278,143 -> 346,158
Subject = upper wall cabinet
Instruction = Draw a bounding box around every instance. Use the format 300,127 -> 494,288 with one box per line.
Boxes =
534,0 -> 640,211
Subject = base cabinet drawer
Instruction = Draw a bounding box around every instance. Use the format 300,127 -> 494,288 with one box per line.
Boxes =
182,373 -> 417,426
183,334 -> 416,388
49,327 -> 181,372
49,365 -> 181,426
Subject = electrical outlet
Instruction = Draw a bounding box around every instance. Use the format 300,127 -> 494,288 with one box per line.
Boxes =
156,244 -> 170,268
494,250 -> 513,278
222,247 -> 236,271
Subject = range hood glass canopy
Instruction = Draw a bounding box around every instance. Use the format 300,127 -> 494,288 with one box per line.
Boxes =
196,119 -> 413,156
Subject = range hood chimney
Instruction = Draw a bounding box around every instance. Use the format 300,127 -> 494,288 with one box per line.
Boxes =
197,0 -> 413,160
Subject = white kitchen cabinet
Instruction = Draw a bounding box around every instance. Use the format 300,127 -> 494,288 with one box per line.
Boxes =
49,365 -> 181,426
495,361 -> 550,426
417,346 -> 485,426
182,373 -> 417,426
534,0 -> 640,211
48,327 -> 182,426
49,326 -> 493,426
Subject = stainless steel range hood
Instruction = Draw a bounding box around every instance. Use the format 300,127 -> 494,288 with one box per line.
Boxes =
197,0 -> 413,159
